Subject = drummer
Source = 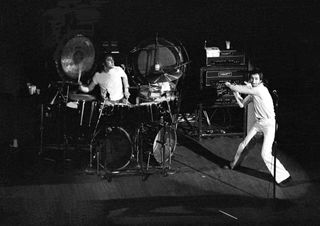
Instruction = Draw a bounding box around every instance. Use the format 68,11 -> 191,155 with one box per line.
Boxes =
79,55 -> 130,103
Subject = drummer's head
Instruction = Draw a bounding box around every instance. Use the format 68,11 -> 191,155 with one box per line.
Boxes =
103,55 -> 115,69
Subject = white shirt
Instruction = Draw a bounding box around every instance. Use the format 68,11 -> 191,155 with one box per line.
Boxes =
92,66 -> 127,101
231,83 -> 275,120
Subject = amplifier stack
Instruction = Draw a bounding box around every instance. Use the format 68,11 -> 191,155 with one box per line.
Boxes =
197,44 -> 248,138
200,65 -> 248,107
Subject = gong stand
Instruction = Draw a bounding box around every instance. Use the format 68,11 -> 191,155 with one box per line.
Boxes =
40,34 -> 96,172
39,81 -> 72,173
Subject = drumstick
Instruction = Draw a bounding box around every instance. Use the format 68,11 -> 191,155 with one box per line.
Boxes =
78,68 -> 82,83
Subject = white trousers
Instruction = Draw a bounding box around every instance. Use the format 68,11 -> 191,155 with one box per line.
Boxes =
236,118 -> 290,183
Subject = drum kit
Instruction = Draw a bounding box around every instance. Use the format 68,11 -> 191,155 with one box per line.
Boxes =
40,34 -> 189,180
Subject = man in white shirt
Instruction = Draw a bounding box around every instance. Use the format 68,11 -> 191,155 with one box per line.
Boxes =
224,71 -> 291,186
79,55 -> 130,102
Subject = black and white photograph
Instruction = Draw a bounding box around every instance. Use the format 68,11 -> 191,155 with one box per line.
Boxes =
1,0 -> 320,225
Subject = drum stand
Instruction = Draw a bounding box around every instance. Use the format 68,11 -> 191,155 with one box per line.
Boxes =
86,101 -> 106,174
159,119 -> 176,176
39,83 -> 72,173
86,101 -> 144,180
142,116 -> 176,179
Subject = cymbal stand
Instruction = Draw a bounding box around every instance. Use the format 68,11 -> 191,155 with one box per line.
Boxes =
39,103 -> 44,155
57,84 -> 71,170
87,101 -> 106,174
135,123 -> 148,178
40,82 -> 70,154
160,117 -> 169,176
160,117 -> 176,176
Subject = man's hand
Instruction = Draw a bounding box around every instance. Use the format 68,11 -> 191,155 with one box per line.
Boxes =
124,89 -> 130,99
79,83 -> 89,93
244,81 -> 252,88
225,82 -> 231,88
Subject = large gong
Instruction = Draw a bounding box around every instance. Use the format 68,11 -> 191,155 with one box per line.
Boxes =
130,37 -> 186,84
59,34 -> 95,80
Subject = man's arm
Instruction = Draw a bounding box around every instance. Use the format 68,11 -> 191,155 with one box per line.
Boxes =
233,92 -> 252,108
225,82 -> 257,95
233,92 -> 244,108
79,80 -> 96,93
119,68 -> 130,99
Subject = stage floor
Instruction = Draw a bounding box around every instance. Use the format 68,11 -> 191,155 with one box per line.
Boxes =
1,129 -> 320,226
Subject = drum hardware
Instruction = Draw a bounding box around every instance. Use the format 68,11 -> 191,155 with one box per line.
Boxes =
130,45 -> 181,53
136,119 -> 177,177
84,98 -> 178,180
84,101 -> 137,177
40,80 -> 72,157
49,82 -> 70,106
129,36 -> 189,110
162,61 -> 191,70
86,100 -> 107,172
147,71 -> 182,84
158,119 -> 176,176
60,34 -> 95,80
39,34 -> 98,172
39,101 -> 73,173
88,124 -> 146,181
68,93 -> 96,127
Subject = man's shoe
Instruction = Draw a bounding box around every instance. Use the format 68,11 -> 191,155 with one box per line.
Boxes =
223,164 -> 231,170
278,176 -> 292,187
222,162 -> 233,170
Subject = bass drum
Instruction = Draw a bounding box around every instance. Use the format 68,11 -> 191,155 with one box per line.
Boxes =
129,37 -> 188,83
136,123 -> 177,165
94,127 -> 133,171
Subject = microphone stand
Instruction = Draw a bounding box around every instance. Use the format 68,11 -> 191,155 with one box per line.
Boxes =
272,90 -> 279,200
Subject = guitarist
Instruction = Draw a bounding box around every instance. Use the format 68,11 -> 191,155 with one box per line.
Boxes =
224,70 -> 291,187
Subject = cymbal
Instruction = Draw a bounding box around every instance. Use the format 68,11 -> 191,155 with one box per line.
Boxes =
60,34 -> 95,80
140,84 -> 161,91
69,93 -> 96,101
147,71 -> 182,83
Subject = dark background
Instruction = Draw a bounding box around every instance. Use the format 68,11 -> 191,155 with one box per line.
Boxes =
1,0 -> 320,164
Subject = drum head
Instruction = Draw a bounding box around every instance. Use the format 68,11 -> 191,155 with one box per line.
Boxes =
94,127 -> 132,171
130,37 -> 185,83
136,123 -> 177,165
153,126 -> 177,164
